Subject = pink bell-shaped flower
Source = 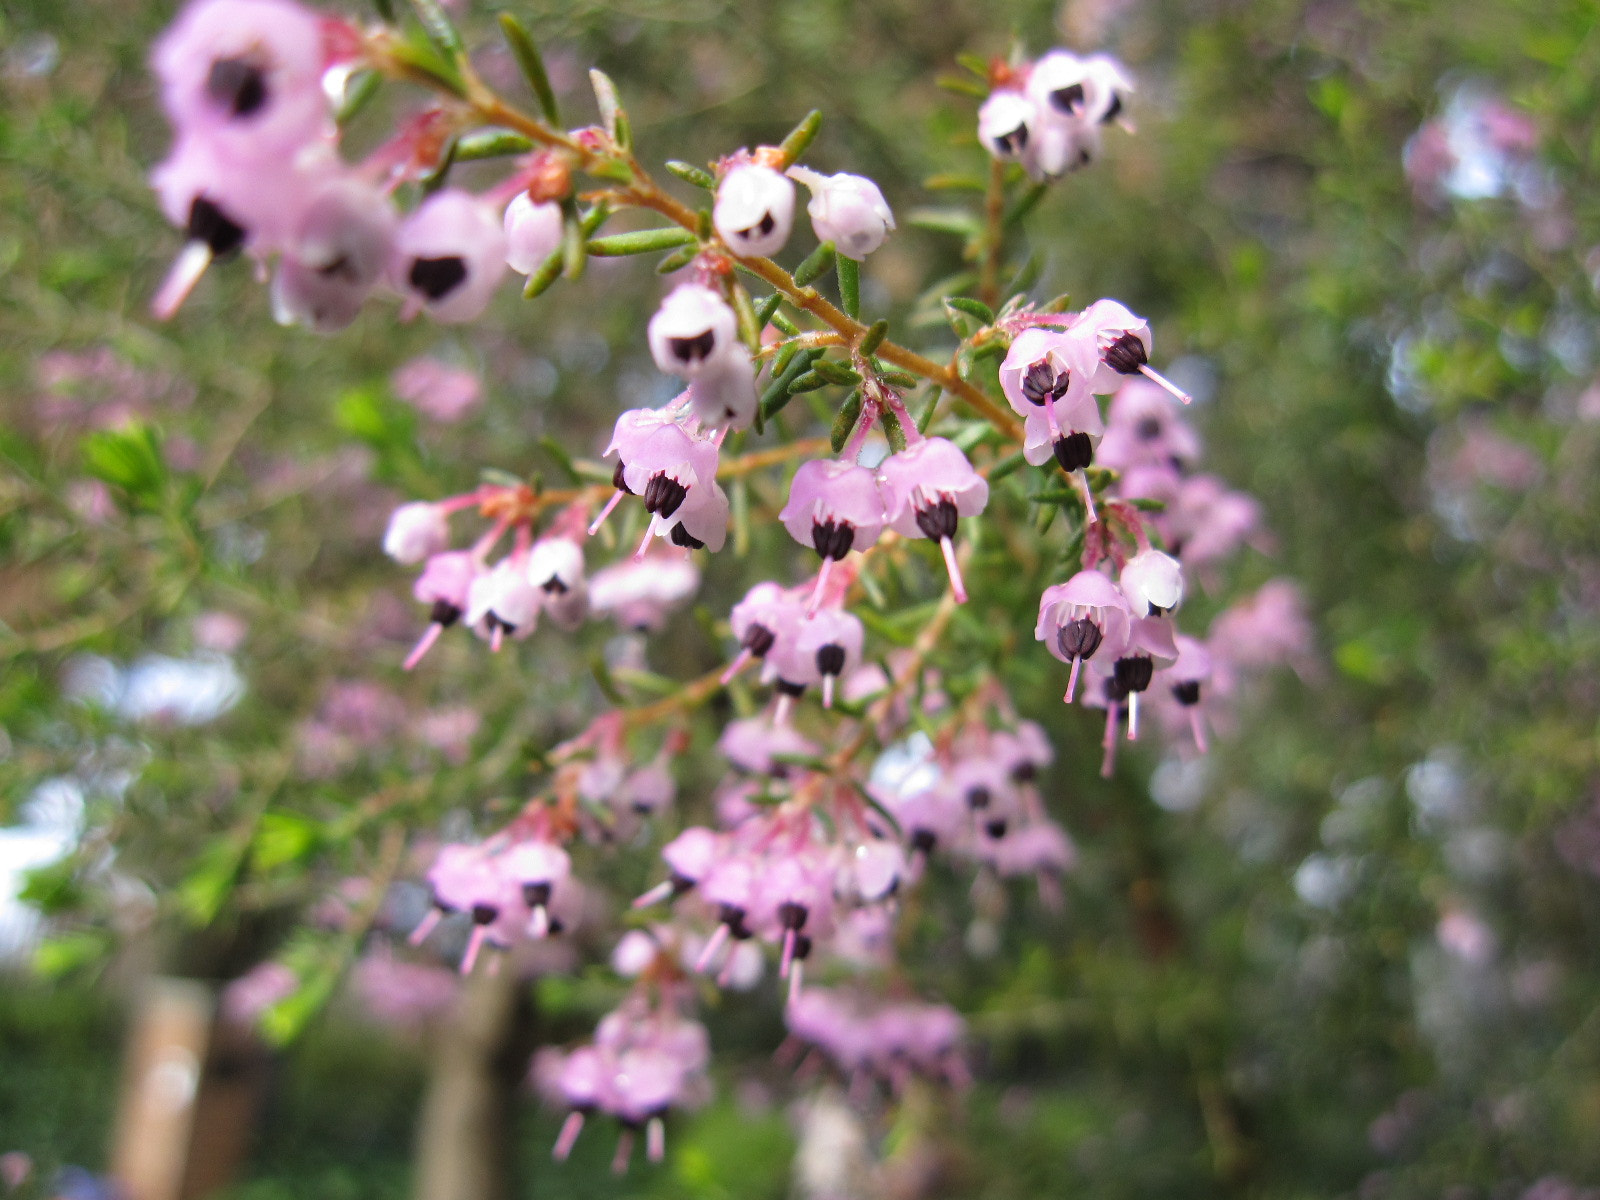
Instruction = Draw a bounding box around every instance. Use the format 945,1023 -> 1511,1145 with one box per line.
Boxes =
526,537 -> 588,630
877,437 -> 988,603
503,192 -> 563,275
1120,549 -> 1184,617
405,550 -> 481,670
713,161 -> 795,258
1071,298 -> 1190,402
1036,569 -> 1133,703
724,581 -> 806,683
1164,633 -> 1214,753
647,283 -> 740,378
978,89 -> 1036,161
686,346 -> 758,431
465,556 -> 541,650
773,608 -> 865,711
391,189 -> 509,324
152,0 -> 333,162
588,552 -> 700,631
1096,614 -> 1179,742
786,167 -> 895,260
779,460 -> 887,611
1096,378 -> 1202,471
382,501 -> 449,564
271,173 -> 398,333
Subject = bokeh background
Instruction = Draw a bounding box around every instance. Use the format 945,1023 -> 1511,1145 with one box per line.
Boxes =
3,0 -> 1599,1197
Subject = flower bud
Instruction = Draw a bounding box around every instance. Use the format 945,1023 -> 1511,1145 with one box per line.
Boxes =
503,192 -> 564,275
787,168 -> 895,260
383,501 -> 450,564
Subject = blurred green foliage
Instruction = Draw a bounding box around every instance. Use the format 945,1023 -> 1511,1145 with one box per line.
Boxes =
3,0 -> 1600,1197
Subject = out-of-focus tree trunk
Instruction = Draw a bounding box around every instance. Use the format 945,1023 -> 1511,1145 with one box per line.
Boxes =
412,968 -> 537,1200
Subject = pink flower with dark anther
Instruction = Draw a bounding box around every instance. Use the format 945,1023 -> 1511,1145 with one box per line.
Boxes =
1120,549 -> 1183,617
1095,614 -> 1178,742
271,173 -> 398,333
149,136 -> 328,318
618,758 -> 676,816
1022,52 -> 1104,176
503,838 -> 571,938
686,345 -> 758,430
878,437 -> 988,602
1036,569 -> 1133,702
409,842 -> 523,972
1164,633 -> 1213,753
383,501 -> 450,564
876,779 -> 965,859
1096,377 -> 1202,471
503,192 -> 563,274
1029,51 -> 1133,128
992,719 -> 1054,786
718,717 -> 818,776
465,556 -> 541,650
1002,327 -> 1105,512
725,581 -> 806,683
405,550 -> 481,669
589,552 -> 700,631
1207,578 -> 1315,677
634,826 -> 723,909
713,160 -> 795,257
653,477 -> 729,553
648,284 -> 739,378
779,460 -> 887,610
390,189 -> 509,324
948,755 -> 1019,840
392,356 -> 481,422
152,0 -> 332,162
786,167 -> 895,260
773,608 -> 865,711
978,89 -> 1037,162
526,536 -> 589,630
1071,298 -> 1190,403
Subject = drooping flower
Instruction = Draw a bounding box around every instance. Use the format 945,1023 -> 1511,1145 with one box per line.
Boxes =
713,160 -> 795,257
1071,298 -> 1190,403
647,284 -> 740,379
383,501 -> 450,564
978,89 -> 1036,162
1119,549 -> 1184,617
877,437 -> 988,602
1036,569 -> 1133,702
271,173 -> 398,333
779,460 -> 887,610
390,189 -> 510,324
786,167 -> 896,260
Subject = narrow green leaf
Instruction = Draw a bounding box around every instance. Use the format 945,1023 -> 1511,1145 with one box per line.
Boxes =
586,227 -> 697,257
1003,182 -> 1049,229
335,69 -> 381,126
777,109 -> 823,167
759,348 -> 822,423
655,244 -> 697,274
580,203 -> 611,237
772,341 -> 799,378
915,387 -> 941,433
497,14 -> 560,124
880,406 -> 908,453
907,208 -> 984,238
590,655 -> 627,705
956,51 -> 990,77
407,0 -> 462,57
589,69 -> 629,148
732,285 -> 761,354
454,128 -> 534,161
561,202 -> 586,279
386,36 -> 465,96
788,371 -> 830,393
858,319 -> 889,357
989,450 -> 1026,481
945,296 -> 995,323
695,207 -> 713,241
418,135 -> 458,195
770,309 -> 800,337
540,436 -> 581,485
936,75 -> 988,98
923,173 -> 988,192
732,476 -> 751,550
522,250 -> 564,298
1041,292 -> 1074,314
876,367 -> 919,388
837,254 -> 860,319
1007,250 -> 1042,295
665,160 -> 716,190
793,240 -> 836,287
753,292 -> 783,331
811,359 -> 862,385
830,389 -> 865,453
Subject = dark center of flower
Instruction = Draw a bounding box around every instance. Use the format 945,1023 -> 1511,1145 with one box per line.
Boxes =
430,599 -> 462,628
669,329 -> 716,364
742,624 -> 776,657
966,785 -> 991,810
985,818 -> 1009,839
1103,674 -> 1131,704
539,577 -> 569,594
994,124 -> 1029,156
740,212 -> 777,239
775,679 -> 807,698
1173,680 -> 1202,706
1012,761 -> 1037,783
718,904 -> 752,939
914,495 -> 960,541
815,644 -> 846,677
611,459 -> 633,494
408,256 -> 468,301
1049,83 -> 1085,113
1113,654 -> 1155,694
1021,360 -> 1071,407
1053,432 -> 1095,472
777,901 -> 808,930
186,196 -> 247,257
669,522 -> 704,550
910,829 -> 938,854
643,473 -> 688,518
1136,416 -> 1163,441
1104,331 -> 1149,375
470,903 -> 499,925
1058,617 -> 1104,661
1102,93 -> 1124,125
206,56 -> 269,118
522,882 -> 552,907
810,518 -> 856,561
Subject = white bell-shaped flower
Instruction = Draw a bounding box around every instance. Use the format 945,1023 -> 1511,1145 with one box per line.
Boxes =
787,167 -> 895,260
1120,549 -> 1184,617
713,161 -> 795,257
647,283 -> 740,378
503,192 -> 563,275
383,501 -> 450,564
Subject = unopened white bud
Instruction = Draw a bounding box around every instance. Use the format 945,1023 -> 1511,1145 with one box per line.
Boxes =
787,167 -> 895,260
503,193 -> 563,275
383,501 -> 449,564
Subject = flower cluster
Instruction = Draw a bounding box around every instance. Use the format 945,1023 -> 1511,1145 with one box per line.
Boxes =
142,0 -> 1310,1178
